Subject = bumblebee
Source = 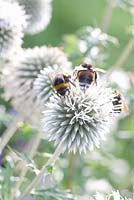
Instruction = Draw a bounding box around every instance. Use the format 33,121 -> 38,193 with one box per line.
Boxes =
112,90 -> 128,113
53,73 -> 71,96
74,63 -> 105,88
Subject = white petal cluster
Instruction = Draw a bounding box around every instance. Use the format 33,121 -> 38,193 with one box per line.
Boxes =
42,83 -> 115,154
2,46 -> 70,125
0,0 -> 27,58
17,0 -> 52,34
93,191 -> 131,200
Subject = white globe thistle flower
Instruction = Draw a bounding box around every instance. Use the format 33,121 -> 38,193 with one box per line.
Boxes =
17,0 -> 52,34
2,46 -> 70,125
0,0 -> 27,58
42,83 -> 116,154
33,65 -> 59,104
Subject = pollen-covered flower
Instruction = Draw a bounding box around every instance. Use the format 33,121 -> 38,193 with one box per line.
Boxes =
0,0 -> 27,58
17,0 -> 52,34
42,83 -> 115,154
2,46 -> 70,125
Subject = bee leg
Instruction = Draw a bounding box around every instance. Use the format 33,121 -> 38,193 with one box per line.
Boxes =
93,72 -> 97,85
70,80 -> 76,87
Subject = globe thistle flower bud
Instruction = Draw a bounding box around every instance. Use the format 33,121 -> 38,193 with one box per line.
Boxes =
2,46 -> 70,125
42,83 -> 116,154
17,0 -> 52,34
0,0 -> 27,58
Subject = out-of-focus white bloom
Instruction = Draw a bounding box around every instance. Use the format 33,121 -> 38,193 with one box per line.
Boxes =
0,0 -> 27,58
77,26 -> 118,65
42,83 -> 116,154
109,159 -> 130,183
115,0 -> 134,13
85,179 -> 112,194
2,46 -> 70,126
109,70 -> 130,91
17,0 -> 52,34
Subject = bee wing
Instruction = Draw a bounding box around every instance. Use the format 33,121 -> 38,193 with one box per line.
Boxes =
121,96 -> 129,113
95,68 -> 106,73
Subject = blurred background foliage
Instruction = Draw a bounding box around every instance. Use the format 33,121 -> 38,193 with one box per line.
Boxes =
0,0 -> 134,199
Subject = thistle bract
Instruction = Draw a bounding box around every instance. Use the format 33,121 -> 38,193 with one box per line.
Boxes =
0,0 -> 27,58
42,84 -> 115,154
17,0 -> 52,34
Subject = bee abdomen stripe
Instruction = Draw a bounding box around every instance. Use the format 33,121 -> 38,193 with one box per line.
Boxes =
54,83 -> 69,91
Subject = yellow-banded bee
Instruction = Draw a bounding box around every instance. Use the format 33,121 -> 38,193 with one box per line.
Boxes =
112,90 -> 128,113
53,73 -> 71,96
74,63 -> 105,88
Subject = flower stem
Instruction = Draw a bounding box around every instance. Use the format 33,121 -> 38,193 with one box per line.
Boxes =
19,141 -> 65,200
10,130 -> 43,200
0,115 -> 22,154
101,0 -> 115,32
106,38 -> 134,77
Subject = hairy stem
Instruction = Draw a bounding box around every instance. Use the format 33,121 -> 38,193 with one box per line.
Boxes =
101,0 -> 115,32
19,141 -> 65,200
0,115 -> 22,153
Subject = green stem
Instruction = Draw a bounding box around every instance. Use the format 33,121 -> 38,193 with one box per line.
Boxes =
0,115 -> 22,154
10,130 -> 43,200
101,0 -> 115,32
106,38 -> 134,77
19,141 -> 65,200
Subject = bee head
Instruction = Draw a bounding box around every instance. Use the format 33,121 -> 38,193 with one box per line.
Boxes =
81,63 -> 93,70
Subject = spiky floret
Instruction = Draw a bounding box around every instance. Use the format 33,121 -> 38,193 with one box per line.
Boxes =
0,0 -> 27,57
17,0 -> 52,34
33,65 -> 59,104
42,83 -> 115,154
2,46 -> 70,125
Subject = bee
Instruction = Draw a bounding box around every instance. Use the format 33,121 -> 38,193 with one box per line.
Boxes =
112,90 -> 128,113
53,73 -> 72,96
74,63 -> 105,88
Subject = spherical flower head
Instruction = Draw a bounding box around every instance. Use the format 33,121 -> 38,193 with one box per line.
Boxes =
42,83 -> 115,154
33,65 -> 59,104
0,0 -> 27,58
17,0 -> 52,34
2,46 -> 70,126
